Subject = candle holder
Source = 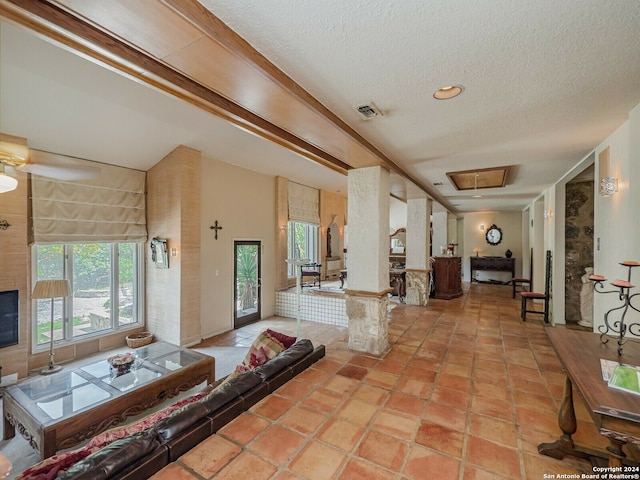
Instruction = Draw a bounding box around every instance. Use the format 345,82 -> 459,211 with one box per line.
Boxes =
589,261 -> 640,355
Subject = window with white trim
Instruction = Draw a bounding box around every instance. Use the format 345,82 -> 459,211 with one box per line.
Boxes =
287,221 -> 319,277
32,242 -> 143,348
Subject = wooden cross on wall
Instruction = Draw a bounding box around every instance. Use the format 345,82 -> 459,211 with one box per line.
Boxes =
210,220 -> 223,240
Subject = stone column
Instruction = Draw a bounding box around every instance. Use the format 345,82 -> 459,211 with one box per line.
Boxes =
405,197 -> 432,306
345,166 -> 390,356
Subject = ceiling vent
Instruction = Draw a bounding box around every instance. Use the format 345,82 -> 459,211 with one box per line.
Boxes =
354,102 -> 382,120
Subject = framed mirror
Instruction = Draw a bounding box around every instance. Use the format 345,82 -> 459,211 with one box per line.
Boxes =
390,228 -> 406,254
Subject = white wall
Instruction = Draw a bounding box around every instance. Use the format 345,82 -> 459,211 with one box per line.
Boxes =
532,199 -> 545,293
389,196 -> 407,232
591,102 -> 640,336
200,157 -> 276,339
462,211 -> 523,282
520,208 -> 531,279
538,101 -> 640,329
431,211 -> 447,256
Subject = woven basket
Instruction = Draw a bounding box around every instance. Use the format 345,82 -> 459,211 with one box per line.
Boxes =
126,332 -> 153,348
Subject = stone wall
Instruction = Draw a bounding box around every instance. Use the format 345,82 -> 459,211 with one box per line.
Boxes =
565,180 -> 594,323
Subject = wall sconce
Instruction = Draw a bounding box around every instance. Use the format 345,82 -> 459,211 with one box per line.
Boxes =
280,224 -> 287,232
544,210 -> 554,219
598,146 -> 618,197
479,224 -> 485,231
600,177 -> 618,197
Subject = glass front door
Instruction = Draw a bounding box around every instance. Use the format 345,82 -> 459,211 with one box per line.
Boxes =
234,240 -> 261,328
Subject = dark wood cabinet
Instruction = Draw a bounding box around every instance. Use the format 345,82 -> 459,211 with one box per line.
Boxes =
434,256 -> 462,299
470,256 -> 515,282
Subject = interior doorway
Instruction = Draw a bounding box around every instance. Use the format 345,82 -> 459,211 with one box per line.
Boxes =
234,240 -> 261,328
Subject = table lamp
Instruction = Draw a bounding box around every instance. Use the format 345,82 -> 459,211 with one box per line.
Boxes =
33,279 -> 71,375
473,247 -> 481,257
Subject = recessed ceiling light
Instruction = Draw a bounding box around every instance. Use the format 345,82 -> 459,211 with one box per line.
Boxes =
433,85 -> 464,100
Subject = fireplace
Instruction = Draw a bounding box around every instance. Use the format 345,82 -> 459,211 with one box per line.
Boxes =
0,290 -> 18,348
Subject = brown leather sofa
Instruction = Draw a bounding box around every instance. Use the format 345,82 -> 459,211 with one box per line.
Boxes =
56,339 -> 325,480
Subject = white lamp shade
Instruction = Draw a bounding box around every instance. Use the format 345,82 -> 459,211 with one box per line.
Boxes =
0,173 -> 17,193
32,279 -> 71,299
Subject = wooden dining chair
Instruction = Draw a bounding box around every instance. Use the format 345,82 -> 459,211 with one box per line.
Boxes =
301,263 -> 322,288
521,250 -> 551,323
512,248 -> 533,298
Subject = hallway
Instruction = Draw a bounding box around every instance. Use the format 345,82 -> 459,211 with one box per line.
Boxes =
156,283 -> 606,479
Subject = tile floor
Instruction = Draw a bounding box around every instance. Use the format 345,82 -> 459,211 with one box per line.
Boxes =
150,283 -> 614,479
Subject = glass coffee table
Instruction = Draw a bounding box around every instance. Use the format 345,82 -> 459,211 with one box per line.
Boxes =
3,342 -> 214,459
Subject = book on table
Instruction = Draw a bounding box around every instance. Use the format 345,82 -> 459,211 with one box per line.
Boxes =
608,363 -> 640,395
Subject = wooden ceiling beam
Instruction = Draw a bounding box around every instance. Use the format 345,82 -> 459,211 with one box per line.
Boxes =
0,0 -> 454,209
0,0 -> 350,174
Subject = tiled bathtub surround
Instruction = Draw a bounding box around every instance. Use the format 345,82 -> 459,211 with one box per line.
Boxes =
276,290 -> 348,327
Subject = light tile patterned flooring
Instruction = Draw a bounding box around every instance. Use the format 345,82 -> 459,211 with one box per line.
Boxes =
151,283 -> 611,479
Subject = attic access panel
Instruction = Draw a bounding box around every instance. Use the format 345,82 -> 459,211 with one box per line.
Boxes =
446,167 -> 508,191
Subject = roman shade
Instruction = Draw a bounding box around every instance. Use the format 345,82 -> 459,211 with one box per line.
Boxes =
288,182 -> 319,224
30,152 -> 147,244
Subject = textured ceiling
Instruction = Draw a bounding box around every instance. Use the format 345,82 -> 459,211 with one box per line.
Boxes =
198,0 -> 640,211
1,0 -> 639,213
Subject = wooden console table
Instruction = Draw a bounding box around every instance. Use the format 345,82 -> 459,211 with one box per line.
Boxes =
470,256 -> 515,283
539,328 -> 640,467
3,342 -> 214,459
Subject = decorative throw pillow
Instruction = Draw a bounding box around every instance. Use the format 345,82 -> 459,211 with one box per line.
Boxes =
241,330 -> 286,368
249,346 -> 269,368
266,328 -> 297,348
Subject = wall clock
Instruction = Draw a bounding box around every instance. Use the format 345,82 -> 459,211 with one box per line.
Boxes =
485,224 -> 502,245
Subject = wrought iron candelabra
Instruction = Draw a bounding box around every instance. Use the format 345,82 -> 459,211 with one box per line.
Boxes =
589,261 -> 640,356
